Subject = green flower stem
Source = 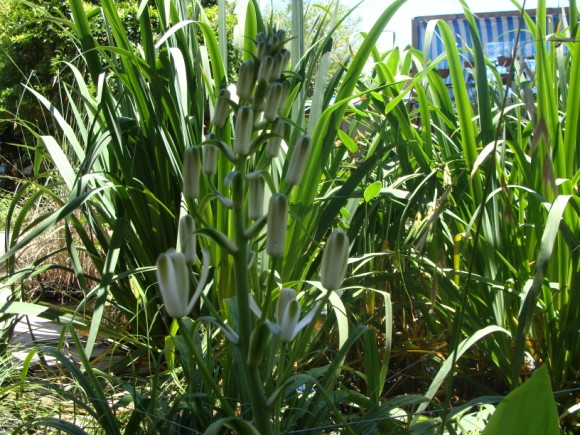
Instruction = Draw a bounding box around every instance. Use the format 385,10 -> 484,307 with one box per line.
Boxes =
260,257 -> 279,323
273,342 -> 287,434
232,169 -> 272,434
176,318 -> 235,417
185,197 -> 210,229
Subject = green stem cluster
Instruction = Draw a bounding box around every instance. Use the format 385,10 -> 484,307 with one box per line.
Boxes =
176,318 -> 236,417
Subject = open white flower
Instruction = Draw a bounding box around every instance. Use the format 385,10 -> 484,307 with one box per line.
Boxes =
249,288 -> 321,343
156,248 -> 210,318
276,288 -> 321,342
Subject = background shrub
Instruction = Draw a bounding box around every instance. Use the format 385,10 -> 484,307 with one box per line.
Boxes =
0,0 -> 159,173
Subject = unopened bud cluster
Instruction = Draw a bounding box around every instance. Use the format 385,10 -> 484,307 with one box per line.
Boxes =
199,28 -> 312,260
210,29 -> 292,148
205,27 -> 309,169
243,30 -> 291,115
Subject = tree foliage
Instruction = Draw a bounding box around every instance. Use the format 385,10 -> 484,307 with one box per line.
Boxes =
0,0 -> 159,169
0,0 -> 73,162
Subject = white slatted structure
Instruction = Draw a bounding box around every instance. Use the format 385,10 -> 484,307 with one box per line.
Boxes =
412,8 -> 566,69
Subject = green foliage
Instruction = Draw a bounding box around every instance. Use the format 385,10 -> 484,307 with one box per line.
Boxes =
0,0 -> 578,432
0,0 -> 159,166
346,0 -> 579,419
0,0 -> 152,109
0,0 -> 70,164
0,0 -> 70,109
483,366 -> 560,435
0,191 -> 12,230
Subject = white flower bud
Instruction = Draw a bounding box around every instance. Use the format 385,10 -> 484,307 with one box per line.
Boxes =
276,29 -> 286,45
248,174 -> 265,220
285,135 -> 311,185
270,32 -> 279,49
234,106 -> 254,155
247,322 -> 271,367
183,147 -> 201,199
237,60 -> 256,102
273,49 -> 291,79
263,82 -> 283,121
212,88 -> 231,128
202,144 -> 218,176
266,118 -> 285,158
256,31 -> 266,43
266,194 -> 288,258
252,80 -> 268,112
258,55 -> 275,82
279,80 -> 291,109
177,214 -> 196,265
320,230 -> 349,291
256,39 -> 267,60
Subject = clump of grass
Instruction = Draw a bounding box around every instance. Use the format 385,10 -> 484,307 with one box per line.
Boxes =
17,223 -> 91,301
8,196 -> 99,302
0,349 -> 127,433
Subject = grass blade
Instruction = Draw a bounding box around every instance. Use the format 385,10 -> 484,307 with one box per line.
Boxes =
84,217 -> 124,359
412,325 -> 511,424
512,194 -> 573,385
40,136 -> 76,190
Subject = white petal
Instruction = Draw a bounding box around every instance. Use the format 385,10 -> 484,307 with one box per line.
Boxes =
294,300 -> 323,337
276,288 -> 296,323
249,293 -> 263,318
157,251 -> 189,318
280,299 -> 300,343
185,248 -> 211,315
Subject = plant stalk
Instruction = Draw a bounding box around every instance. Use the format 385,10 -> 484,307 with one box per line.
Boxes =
232,169 -> 272,434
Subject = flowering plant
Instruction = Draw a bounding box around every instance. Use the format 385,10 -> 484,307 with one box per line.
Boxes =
155,28 -> 350,433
